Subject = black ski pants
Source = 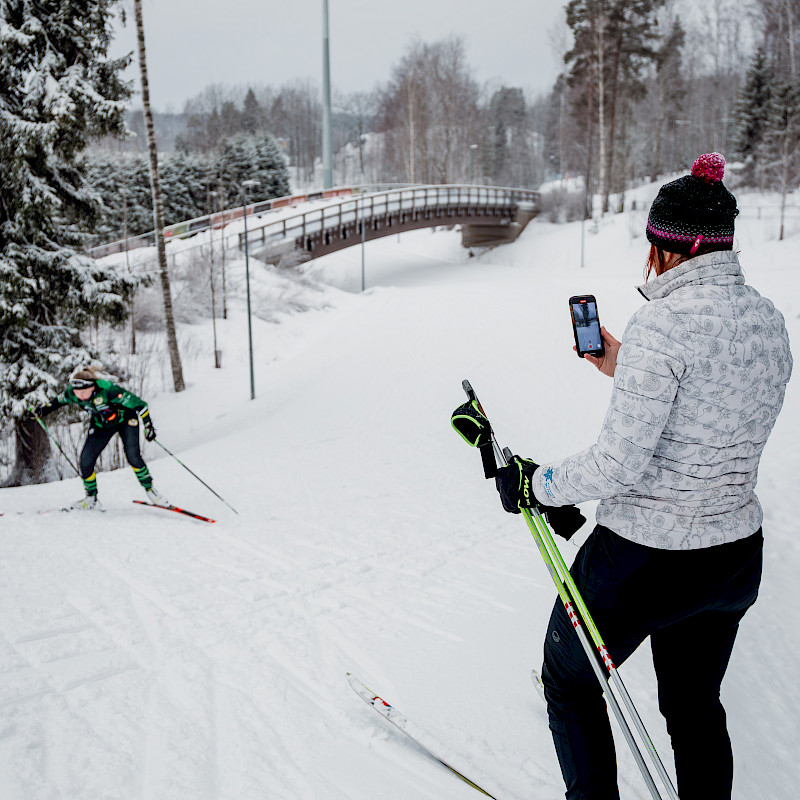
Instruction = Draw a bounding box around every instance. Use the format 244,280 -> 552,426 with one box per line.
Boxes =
79,414 -> 147,479
541,524 -> 763,800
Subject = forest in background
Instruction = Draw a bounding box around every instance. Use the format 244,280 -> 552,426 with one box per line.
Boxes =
4,0 -> 800,484
85,0 -> 800,238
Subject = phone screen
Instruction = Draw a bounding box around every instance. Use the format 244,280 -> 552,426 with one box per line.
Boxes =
571,298 -> 603,356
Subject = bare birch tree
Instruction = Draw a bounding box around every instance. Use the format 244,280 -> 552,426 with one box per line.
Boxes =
134,0 -> 185,392
134,0 -> 186,392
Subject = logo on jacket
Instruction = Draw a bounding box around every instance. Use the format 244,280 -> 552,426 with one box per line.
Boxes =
543,466 -> 556,500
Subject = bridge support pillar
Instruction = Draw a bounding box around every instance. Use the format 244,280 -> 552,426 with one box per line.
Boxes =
460,200 -> 539,249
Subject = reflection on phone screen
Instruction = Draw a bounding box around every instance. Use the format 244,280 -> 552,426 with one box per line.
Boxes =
572,301 -> 602,354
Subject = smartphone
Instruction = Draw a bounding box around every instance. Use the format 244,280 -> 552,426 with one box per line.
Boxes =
569,295 -> 605,359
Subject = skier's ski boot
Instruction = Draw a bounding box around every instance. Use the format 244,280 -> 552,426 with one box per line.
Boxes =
145,487 -> 170,507
71,495 -> 101,511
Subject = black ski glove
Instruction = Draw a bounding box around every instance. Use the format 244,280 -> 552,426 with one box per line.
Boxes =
495,456 -> 586,540
142,416 -> 156,442
31,403 -> 53,419
542,505 -> 587,541
451,400 -> 492,448
495,456 -> 539,513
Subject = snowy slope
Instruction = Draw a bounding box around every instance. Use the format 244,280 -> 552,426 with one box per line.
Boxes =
1,201 -> 798,800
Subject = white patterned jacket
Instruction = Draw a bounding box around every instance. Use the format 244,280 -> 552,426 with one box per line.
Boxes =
532,251 -> 793,550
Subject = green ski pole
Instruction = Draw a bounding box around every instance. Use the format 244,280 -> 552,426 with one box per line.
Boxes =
29,409 -> 81,477
452,380 -> 678,800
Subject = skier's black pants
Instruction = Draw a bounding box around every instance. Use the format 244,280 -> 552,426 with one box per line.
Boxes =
541,524 -> 763,800
79,416 -> 147,479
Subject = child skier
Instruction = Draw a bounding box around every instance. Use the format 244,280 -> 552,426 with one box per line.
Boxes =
34,368 -> 168,510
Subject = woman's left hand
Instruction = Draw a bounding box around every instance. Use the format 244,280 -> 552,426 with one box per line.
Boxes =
576,326 -> 621,377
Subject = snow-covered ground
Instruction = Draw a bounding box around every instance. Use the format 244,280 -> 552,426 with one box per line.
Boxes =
1,189 -> 798,799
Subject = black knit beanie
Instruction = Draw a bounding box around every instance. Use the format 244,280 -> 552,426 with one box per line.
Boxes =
646,153 -> 739,256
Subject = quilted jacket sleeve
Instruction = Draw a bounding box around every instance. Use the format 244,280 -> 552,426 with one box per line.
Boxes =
532,304 -> 690,506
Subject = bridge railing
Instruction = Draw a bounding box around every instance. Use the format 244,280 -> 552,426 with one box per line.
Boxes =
94,184 -> 539,269
237,184 -> 540,252
89,183 -> 415,259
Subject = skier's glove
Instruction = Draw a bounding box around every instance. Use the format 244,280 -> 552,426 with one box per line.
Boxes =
495,456 -> 586,540
142,416 -> 156,442
451,400 -> 492,448
495,456 -> 540,513
542,505 -> 587,541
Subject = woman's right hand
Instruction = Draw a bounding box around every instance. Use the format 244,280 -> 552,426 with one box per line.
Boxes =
575,326 -> 621,377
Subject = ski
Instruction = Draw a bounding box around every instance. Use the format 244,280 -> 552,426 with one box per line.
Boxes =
531,669 -> 546,703
132,500 -> 216,524
1,507 -> 105,516
347,673 -> 500,799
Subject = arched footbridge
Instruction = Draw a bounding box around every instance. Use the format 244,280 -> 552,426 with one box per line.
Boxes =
90,184 -> 540,265
241,185 -> 540,263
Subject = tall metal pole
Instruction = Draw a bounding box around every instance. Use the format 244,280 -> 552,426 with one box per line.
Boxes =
322,0 -> 333,189
242,183 -> 256,400
360,195 -> 366,291
209,190 -> 220,369
580,177 -> 587,269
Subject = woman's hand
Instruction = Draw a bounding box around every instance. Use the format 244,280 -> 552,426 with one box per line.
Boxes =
575,326 -> 621,377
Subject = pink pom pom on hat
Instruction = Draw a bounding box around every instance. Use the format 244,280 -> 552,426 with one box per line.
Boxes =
691,152 -> 726,183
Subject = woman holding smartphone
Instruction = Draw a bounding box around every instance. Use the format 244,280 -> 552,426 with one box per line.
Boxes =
495,153 -> 792,800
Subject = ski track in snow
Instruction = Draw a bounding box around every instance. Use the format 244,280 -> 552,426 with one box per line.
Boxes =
1,199 -> 798,799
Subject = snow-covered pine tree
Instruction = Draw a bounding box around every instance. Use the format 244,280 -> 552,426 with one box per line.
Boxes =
732,46 -> 773,186
215,134 -> 290,208
122,157 -> 156,235
0,0 -> 137,486
253,135 -> 290,199
241,88 -> 264,135
160,151 -> 201,224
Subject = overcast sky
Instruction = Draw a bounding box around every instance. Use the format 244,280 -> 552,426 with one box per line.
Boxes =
110,0 -> 566,112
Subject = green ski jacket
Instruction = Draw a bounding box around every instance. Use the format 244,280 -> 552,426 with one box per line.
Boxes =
40,380 -> 150,430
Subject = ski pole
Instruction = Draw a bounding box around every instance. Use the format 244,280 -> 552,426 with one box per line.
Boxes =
154,439 -> 239,515
522,483 -> 678,800
453,380 -> 678,800
29,409 -> 81,477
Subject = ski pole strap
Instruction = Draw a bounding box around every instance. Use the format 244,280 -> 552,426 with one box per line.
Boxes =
478,442 -> 497,479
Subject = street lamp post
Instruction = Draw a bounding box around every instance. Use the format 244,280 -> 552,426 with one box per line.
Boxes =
469,143 -> 478,185
241,179 -> 259,400
322,0 -> 333,189
208,190 -> 221,368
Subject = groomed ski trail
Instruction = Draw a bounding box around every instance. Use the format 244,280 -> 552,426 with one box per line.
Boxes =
0,219 -> 797,799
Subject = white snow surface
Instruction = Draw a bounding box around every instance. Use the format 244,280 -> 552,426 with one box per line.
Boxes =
1,198 -> 798,799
